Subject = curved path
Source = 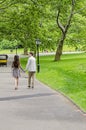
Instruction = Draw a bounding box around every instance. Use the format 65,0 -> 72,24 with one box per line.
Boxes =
0,55 -> 86,130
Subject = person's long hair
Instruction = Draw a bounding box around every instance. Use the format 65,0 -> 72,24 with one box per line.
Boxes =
12,55 -> 20,68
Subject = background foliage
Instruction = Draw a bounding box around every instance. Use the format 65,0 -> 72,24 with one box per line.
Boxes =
0,0 -> 86,52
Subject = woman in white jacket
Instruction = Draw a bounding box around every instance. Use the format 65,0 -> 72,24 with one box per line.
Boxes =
25,52 -> 36,89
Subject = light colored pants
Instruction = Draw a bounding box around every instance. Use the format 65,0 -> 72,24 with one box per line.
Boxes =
28,72 -> 35,87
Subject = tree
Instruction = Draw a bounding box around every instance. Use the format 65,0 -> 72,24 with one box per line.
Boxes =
54,0 -> 86,61
54,0 -> 75,61
0,0 -> 86,56
0,0 -> 42,54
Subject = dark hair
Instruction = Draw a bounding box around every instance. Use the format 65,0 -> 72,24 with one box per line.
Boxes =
12,55 -> 20,68
29,52 -> 34,56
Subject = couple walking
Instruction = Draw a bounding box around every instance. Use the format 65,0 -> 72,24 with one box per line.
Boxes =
12,52 -> 36,90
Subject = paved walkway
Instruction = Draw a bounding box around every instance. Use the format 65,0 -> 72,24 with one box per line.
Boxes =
0,55 -> 86,130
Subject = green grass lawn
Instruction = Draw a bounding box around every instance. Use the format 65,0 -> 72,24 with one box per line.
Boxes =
0,48 -> 24,54
0,44 -> 76,55
21,53 -> 86,112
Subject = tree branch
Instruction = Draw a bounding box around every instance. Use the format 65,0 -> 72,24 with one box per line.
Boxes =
56,9 -> 65,34
65,0 -> 75,32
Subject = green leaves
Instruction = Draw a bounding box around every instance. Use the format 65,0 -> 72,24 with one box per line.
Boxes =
0,0 -> 86,53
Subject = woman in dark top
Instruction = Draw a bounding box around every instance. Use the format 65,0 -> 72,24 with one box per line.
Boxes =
12,55 -> 21,90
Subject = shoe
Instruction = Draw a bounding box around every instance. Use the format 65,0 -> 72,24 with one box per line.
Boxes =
15,87 -> 18,90
32,86 -> 34,89
28,86 -> 30,88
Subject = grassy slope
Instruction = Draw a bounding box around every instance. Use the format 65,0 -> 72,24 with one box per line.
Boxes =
21,53 -> 86,112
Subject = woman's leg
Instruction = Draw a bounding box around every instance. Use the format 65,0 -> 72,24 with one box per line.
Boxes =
15,77 -> 19,89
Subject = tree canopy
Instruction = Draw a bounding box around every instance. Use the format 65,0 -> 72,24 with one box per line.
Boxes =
0,0 -> 86,58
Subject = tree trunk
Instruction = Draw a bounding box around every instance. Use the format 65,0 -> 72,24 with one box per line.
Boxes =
55,0 -> 75,61
24,46 -> 28,55
54,34 -> 65,61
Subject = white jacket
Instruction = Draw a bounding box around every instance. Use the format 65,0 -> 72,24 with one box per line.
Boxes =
26,56 -> 36,72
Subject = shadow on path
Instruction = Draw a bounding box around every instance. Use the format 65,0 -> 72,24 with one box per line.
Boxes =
0,92 -> 56,101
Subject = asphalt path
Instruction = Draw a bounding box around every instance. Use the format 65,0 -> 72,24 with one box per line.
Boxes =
0,54 -> 86,130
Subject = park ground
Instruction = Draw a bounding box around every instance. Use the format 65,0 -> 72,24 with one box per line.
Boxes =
0,54 -> 86,130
